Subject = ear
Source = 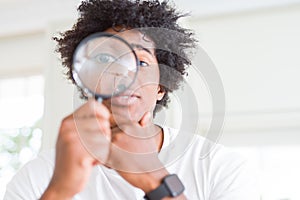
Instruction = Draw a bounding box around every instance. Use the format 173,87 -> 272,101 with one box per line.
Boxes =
156,85 -> 165,101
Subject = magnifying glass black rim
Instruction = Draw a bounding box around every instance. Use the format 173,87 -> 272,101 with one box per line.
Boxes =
72,32 -> 140,100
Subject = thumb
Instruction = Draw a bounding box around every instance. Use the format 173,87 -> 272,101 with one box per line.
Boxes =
139,111 -> 152,127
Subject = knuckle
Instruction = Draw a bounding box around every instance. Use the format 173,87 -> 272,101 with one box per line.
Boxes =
87,99 -> 95,110
86,100 -> 109,119
59,118 -> 78,141
101,120 -> 110,130
59,131 -> 77,146
60,117 -> 74,130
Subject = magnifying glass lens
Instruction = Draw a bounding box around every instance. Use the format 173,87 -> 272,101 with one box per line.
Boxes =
72,33 -> 138,100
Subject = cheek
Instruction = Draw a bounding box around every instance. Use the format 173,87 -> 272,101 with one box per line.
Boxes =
139,65 -> 160,84
128,85 -> 159,120
140,85 -> 160,108
127,66 -> 161,120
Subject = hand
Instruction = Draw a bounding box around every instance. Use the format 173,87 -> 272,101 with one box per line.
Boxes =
106,111 -> 169,193
41,99 -> 111,199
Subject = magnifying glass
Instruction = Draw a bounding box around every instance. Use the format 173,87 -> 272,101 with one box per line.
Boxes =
72,32 -> 139,102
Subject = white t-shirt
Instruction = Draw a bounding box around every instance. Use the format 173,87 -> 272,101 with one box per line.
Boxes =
4,127 -> 260,200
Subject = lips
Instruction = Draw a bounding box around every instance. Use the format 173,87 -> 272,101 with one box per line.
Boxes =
110,90 -> 140,106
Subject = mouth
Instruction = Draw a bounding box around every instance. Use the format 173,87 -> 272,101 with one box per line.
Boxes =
110,91 -> 140,106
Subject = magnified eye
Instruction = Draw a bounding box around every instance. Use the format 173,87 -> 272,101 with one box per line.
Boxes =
95,53 -> 117,63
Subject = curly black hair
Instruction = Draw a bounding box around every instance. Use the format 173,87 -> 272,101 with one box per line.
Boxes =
54,0 -> 197,114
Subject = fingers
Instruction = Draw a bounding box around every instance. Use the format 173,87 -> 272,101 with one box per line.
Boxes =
50,99 -> 113,197
77,128 -> 111,164
72,99 -> 111,138
59,99 -> 112,164
73,99 -> 110,120
75,117 -> 110,139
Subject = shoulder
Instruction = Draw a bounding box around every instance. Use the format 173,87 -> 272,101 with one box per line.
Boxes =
165,126 -> 247,164
193,136 -> 260,200
4,149 -> 55,200
163,127 -> 260,199
163,126 -> 244,164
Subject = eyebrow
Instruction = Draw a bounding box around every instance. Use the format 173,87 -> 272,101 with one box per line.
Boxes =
130,43 -> 154,57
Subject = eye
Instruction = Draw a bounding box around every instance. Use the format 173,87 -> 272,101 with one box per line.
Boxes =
94,53 -> 116,63
139,60 -> 149,67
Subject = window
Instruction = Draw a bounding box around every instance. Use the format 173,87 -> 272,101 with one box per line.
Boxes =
0,75 -> 44,199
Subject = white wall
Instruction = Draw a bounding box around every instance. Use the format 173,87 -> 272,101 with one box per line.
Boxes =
0,32 -> 46,77
1,0 -> 299,149
184,4 -> 300,145
41,20 -> 78,149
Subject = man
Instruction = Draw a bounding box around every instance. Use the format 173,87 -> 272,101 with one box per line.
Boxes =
5,0 -> 259,199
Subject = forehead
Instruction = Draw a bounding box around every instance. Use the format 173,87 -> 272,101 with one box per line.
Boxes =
104,28 -> 155,51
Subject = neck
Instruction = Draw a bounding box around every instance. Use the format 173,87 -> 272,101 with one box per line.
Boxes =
152,124 -> 164,152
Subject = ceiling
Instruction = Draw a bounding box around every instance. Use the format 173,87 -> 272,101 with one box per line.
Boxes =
1,0 -> 300,37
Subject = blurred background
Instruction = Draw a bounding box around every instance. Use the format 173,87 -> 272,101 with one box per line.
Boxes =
0,0 -> 300,199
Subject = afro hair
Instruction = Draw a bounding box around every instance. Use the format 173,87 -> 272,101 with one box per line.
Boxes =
54,0 -> 197,114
